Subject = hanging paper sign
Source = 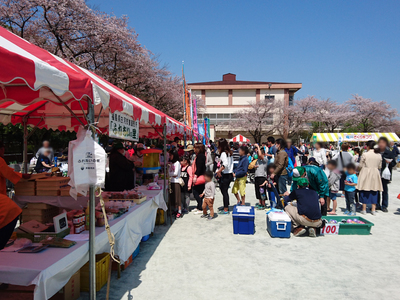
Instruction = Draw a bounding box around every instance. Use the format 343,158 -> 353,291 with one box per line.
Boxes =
109,111 -> 139,141
343,134 -> 376,142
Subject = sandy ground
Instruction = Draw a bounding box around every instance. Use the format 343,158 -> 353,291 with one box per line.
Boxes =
80,171 -> 400,300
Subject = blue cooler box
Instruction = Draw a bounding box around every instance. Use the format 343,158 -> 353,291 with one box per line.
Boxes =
267,211 -> 292,238
232,206 -> 255,235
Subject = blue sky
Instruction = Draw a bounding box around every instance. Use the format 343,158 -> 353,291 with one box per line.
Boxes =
90,0 -> 400,110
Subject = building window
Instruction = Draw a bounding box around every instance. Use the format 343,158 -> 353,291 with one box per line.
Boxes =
265,113 -> 273,125
289,95 -> 294,106
265,95 -> 275,101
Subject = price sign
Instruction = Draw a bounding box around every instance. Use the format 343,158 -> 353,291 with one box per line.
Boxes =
321,223 -> 340,235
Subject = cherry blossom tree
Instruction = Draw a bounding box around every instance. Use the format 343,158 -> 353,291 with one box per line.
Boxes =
235,98 -> 276,144
0,0 -> 183,118
345,95 -> 398,132
313,99 -> 354,132
275,96 -> 320,138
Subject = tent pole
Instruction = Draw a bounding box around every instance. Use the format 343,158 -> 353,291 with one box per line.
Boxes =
22,117 -> 28,173
87,101 -> 96,300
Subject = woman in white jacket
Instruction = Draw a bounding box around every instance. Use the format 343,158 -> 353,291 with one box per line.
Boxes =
215,139 -> 233,214
169,150 -> 182,218
313,142 -> 328,169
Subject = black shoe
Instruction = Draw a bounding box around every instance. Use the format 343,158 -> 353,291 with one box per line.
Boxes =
382,207 -> 388,213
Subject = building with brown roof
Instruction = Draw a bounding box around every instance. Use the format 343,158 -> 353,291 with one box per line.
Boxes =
188,73 -> 302,142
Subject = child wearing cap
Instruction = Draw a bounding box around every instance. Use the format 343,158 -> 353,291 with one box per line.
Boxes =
284,177 -> 323,237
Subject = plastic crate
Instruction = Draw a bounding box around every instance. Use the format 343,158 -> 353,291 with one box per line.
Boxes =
80,253 -> 110,292
322,216 -> 374,235
112,244 -> 140,271
141,234 -> 150,242
232,206 -> 255,235
132,244 -> 140,259
155,208 -> 165,225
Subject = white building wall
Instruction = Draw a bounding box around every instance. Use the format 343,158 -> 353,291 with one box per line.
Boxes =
232,89 -> 256,105
205,90 -> 229,105
260,89 -> 285,102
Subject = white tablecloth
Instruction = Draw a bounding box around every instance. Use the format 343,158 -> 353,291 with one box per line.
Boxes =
0,188 -> 166,300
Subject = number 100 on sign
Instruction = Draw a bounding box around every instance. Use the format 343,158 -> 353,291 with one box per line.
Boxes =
321,224 -> 339,235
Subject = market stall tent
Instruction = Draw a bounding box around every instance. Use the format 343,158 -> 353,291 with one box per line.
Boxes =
231,134 -> 250,143
0,26 -> 185,299
312,132 -> 400,143
0,26 -> 189,139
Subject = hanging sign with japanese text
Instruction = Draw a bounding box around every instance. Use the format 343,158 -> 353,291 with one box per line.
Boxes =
343,134 -> 376,142
109,111 -> 139,141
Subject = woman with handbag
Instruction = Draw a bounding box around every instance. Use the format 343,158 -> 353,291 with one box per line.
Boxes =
215,139 -> 234,214
168,150 -> 182,218
376,137 -> 396,212
191,143 -> 207,214
357,141 -> 382,215
332,143 -> 353,191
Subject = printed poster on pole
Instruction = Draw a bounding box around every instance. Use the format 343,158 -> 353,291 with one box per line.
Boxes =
109,111 -> 139,141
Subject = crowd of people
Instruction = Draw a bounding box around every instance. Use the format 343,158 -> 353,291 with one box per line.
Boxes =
167,136 -> 399,237
15,135 -> 400,236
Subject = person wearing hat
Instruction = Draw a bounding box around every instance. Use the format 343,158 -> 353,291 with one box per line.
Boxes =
285,165 -> 329,216
307,157 -> 320,167
184,144 -> 195,164
284,177 -> 323,237
105,142 -> 135,191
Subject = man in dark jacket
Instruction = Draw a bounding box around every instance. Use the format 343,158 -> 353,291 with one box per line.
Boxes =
377,137 -> 396,212
105,142 -> 135,191
232,146 -> 250,205
284,178 -> 322,237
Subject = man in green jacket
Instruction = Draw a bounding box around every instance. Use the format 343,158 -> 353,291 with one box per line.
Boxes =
285,165 -> 329,216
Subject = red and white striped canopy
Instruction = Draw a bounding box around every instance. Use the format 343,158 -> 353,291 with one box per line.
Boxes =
231,134 -> 250,143
0,26 -> 187,139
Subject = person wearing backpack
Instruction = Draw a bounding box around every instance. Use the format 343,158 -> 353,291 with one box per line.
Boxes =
270,138 -> 289,195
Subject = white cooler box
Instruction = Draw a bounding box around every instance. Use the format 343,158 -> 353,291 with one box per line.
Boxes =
266,211 -> 292,238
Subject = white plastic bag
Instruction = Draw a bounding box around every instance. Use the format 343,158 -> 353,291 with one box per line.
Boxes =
68,127 -> 106,199
382,159 -> 392,180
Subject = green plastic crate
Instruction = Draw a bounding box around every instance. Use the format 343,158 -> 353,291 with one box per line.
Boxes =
322,216 -> 374,235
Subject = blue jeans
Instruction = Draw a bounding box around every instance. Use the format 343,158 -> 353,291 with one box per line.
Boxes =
345,191 -> 356,212
277,174 -> 289,195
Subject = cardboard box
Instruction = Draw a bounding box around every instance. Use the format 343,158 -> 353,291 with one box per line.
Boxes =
14,180 -> 36,196
27,203 -> 56,210
22,204 -> 59,224
36,189 -> 61,196
36,177 -> 70,190
50,270 -> 80,300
